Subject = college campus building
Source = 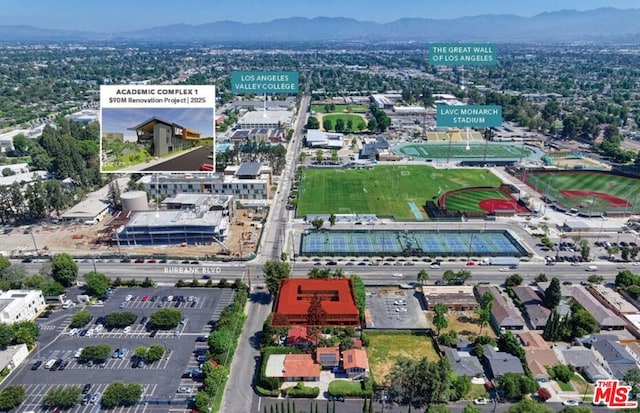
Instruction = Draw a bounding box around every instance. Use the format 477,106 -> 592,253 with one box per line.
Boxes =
129,116 -> 201,157
0,290 -> 46,324
236,110 -> 294,129
271,278 -> 360,327
113,194 -> 231,246
139,162 -> 272,201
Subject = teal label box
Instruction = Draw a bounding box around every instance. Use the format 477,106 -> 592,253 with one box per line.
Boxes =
429,43 -> 497,66
231,71 -> 299,94
436,105 -> 502,128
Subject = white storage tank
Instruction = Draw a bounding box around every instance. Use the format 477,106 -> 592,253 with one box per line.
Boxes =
121,191 -> 149,211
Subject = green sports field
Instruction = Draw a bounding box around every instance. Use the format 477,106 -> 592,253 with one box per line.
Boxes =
394,142 -> 534,160
442,189 -> 509,213
322,114 -> 367,131
296,165 -> 501,220
310,104 -> 369,113
525,171 -> 640,213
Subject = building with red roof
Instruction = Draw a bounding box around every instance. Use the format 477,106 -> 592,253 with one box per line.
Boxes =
272,278 -> 360,327
342,348 -> 369,379
283,354 -> 320,382
286,326 -> 310,348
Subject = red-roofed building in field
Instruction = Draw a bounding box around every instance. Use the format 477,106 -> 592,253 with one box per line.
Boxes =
272,278 -> 360,327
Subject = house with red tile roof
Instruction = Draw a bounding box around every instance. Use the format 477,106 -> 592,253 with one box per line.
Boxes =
283,354 -> 320,382
342,348 -> 369,379
286,326 -> 310,348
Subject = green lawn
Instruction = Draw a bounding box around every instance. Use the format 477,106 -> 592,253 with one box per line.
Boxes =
311,104 -> 369,113
297,165 -> 501,219
395,142 -> 533,160
525,171 -> 640,213
322,114 -> 367,131
366,332 -> 439,385
443,189 -> 509,213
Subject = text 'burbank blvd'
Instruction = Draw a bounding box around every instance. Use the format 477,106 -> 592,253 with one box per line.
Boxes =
163,266 -> 222,274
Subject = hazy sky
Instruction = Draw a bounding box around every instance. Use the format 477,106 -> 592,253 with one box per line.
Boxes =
2,0 -> 639,32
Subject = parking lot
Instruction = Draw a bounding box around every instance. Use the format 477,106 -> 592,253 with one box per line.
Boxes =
365,287 -> 429,330
4,286 -> 235,412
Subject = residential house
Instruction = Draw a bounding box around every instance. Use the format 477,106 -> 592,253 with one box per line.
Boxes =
590,335 -> 638,380
559,346 -> 610,383
517,331 -> 560,381
442,348 -> 484,378
482,345 -> 524,379
475,286 -> 525,331
283,354 -> 321,382
570,286 -> 626,330
511,286 -> 550,329
342,348 -> 369,379
316,346 -> 340,370
286,326 -> 310,348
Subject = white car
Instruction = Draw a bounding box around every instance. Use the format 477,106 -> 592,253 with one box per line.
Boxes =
167,295 -> 174,302
123,326 -> 131,333
394,307 -> 408,313
430,263 -> 441,269
68,328 -> 78,336
562,400 -> 580,406
74,348 -> 84,358
125,294 -> 132,301
571,262 -> 581,266
391,273 -> 403,278
94,324 -> 103,332
473,398 -> 488,405
499,267 -> 509,272
393,300 -> 407,306
177,386 -> 192,393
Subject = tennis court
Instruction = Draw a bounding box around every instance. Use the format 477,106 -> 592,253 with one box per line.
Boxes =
300,230 -> 527,257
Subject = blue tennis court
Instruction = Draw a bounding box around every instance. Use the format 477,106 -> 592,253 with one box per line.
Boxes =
300,229 -> 527,257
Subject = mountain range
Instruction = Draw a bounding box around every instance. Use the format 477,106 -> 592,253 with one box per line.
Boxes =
2,8 -> 640,43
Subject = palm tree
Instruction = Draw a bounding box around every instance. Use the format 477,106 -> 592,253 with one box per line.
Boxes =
417,270 -> 429,288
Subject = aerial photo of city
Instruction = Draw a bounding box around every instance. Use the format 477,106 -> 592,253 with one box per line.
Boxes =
3,0 -> 640,412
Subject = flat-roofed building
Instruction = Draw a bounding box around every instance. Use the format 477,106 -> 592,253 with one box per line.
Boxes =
272,278 -> 360,327
237,110 -> 294,129
423,286 -> 478,311
0,290 -> 46,324
114,195 -> 229,246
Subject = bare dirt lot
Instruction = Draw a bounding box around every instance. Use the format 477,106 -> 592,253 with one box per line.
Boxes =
2,208 -> 264,259
425,310 -> 497,338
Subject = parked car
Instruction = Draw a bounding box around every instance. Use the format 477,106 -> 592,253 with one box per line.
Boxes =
82,383 -> 92,394
474,398 -> 488,405
31,360 -> 42,370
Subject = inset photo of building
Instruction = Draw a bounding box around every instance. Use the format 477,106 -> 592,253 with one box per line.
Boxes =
100,108 -> 214,173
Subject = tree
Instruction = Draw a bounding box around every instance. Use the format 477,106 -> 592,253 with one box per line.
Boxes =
0,324 -> 14,349
43,385 -> 82,409
0,255 -> 9,272
504,274 -> 523,287
69,310 -> 92,328
104,311 -> 137,329
323,119 -> 332,131
367,118 -> 378,131
433,303 -> 448,336
328,214 -> 336,226
148,308 -> 182,330
50,253 -> 78,287
536,387 -> 552,402
535,273 -> 548,282
100,382 -> 143,408
623,367 -> 640,394
194,392 -> 211,412
476,292 -> 493,335
451,375 -> 471,401
79,344 -> 112,363
311,218 -> 324,230
506,399 -> 555,413
12,321 -> 39,347
461,405 -> 481,413
417,270 -> 429,287
203,364 -> 228,397
133,346 -> 148,360
84,271 -> 109,296
208,328 -> 233,358
544,278 -> 562,309
305,117 -> 320,129
263,260 -> 291,297
0,385 -> 25,410
550,365 -> 574,383
498,373 -> 535,400
146,344 -> 164,363
587,274 -> 604,284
